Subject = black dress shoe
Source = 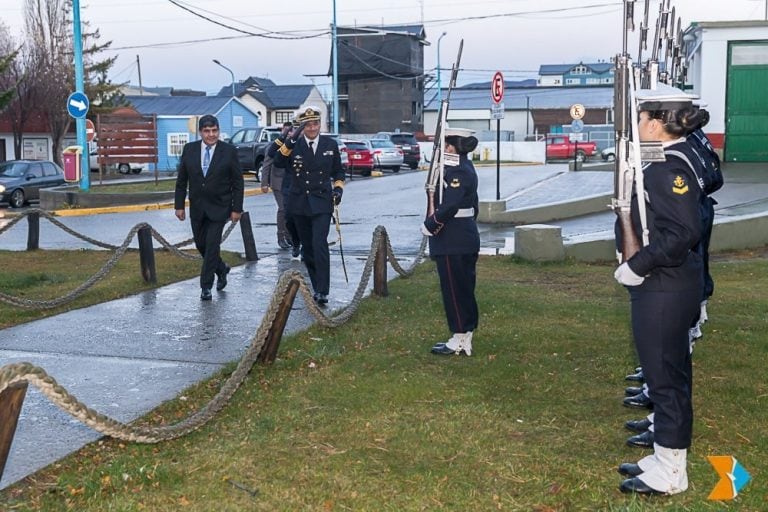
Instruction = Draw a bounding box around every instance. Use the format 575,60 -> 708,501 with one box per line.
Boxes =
623,392 -> 653,409
314,293 -> 328,305
626,430 -> 654,448
278,239 -> 290,250
200,288 -> 212,301
625,369 -> 644,382
291,245 -> 301,259
619,477 -> 662,495
216,265 -> 230,291
431,344 -> 468,355
625,386 -> 644,396
625,417 -> 653,433
618,463 -> 643,477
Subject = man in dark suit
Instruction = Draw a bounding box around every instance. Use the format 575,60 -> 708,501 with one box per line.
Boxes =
175,114 -> 244,300
272,106 -> 344,305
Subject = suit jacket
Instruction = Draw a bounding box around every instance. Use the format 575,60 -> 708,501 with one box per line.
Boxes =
273,135 -> 344,216
175,140 -> 244,222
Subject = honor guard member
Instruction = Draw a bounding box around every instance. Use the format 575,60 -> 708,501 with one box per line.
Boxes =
272,106 -> 345,305
422,127 -> 480,356
614,84 -> 706,495
266,121 -> 302,253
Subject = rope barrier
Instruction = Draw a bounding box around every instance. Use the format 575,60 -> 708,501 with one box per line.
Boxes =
0,224 -> 428,446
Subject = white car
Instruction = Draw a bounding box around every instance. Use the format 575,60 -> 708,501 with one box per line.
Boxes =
89,151 -> 143,174
601,146 -> 616,162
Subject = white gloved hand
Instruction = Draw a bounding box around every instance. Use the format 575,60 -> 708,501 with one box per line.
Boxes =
420,223 -> 433,237
614,262 -> 645,286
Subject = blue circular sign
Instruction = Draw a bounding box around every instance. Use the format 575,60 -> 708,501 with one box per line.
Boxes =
66,91 -> 90,119
571,119 -> 584,133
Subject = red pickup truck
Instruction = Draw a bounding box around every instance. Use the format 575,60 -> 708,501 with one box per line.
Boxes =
545,135 -> 597,162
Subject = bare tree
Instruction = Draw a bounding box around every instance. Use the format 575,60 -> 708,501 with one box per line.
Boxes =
25,0 -> 73,165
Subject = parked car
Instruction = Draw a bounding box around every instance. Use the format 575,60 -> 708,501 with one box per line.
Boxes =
229,127 -> 282,178
343,139 -> 374,176
89,151 -> 143,174
0,160 -> 66,208
545,135 -> 597,162
601,146 -> 616,162
374,131 -> 420,169
325,133 -> 349,171
369,139 -> 405,171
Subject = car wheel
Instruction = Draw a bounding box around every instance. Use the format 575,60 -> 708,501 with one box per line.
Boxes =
9,189 -> 25,208
361,169 -> 371,177
605,153 -> 616,162
131,168 -> 142,174
391,166 -> 400,173
575,150 -> 587,163
254,158 -> 263,182
409,162 -> 418,170
118,163 -> 131,174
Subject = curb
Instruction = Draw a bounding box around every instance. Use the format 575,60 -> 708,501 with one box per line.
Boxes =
48,187 -> 265,217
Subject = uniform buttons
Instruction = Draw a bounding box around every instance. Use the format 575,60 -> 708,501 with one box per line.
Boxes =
306,180 -> 310,184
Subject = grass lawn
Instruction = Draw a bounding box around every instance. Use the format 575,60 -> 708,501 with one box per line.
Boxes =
0,253 -> 765,511
0,249 -> 244,328
81,180 -> 178,194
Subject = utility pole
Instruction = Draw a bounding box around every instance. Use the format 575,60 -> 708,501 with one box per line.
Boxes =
72,0 -> 89,190
332,0 -> 340,133
136,55 -> 143,95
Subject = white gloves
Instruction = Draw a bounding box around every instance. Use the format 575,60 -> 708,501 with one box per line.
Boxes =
614,262 -> 645,286
420,223 -> 433,237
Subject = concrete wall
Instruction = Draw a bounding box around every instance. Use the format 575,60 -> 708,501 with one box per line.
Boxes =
417,141 -> 545,166
424,109 -> 532,141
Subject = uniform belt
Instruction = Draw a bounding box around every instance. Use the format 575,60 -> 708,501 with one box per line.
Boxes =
454,208 -> 475,218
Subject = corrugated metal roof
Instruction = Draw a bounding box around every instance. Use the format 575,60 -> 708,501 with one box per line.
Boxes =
125,95 -> 232,115
261,85 -> 315,109
425,86 -> 614,110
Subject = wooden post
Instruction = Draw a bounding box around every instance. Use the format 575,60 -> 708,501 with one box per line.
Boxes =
0,382 -> 29,483
239,211 -> 259,262
137,226 -> 156,283
26,211 -> 40,251
373,233 -> 389,297
257,279 -> 300,363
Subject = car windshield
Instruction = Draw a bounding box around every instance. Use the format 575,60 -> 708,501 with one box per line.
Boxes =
0,162 -> 28,177
371,140 -> 395,149
390,134 -> 415,145
345,141 -> 368,151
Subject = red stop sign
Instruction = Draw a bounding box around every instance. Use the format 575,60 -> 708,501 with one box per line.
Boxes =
492,71 -> 504,104
86,118 -> 95,142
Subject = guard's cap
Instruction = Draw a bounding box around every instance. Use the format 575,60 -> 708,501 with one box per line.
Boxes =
296,106 -> 322,123
444,125 -> 478,154
636,83 -> 698,111
198,114 -> 219,130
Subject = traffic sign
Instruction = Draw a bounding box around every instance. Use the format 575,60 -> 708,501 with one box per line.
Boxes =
85,119 -> 96,142
67,91 -> 89,119
490,102 -> 505,120
569,103 -> 585,120
491,71 -> 504,104
571,119 -> 584,133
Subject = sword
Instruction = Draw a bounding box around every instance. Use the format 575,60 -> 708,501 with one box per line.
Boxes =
333,204 -> 348,283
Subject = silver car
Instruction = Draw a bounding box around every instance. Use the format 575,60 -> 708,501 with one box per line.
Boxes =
369,139 -> 404,172
325,133 -> 350,171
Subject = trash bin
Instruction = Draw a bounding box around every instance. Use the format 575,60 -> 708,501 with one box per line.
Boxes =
62,146 -> 82,182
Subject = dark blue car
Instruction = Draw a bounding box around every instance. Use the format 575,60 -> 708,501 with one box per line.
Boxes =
0,160 -> 66,208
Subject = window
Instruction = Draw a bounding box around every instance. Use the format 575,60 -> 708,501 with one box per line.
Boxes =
42,162 -> 60,177
566,78 -> 580,85
275,111 -> 293,124
168,133 -> 189,156
586,78 -> 600,84
28,163 -> 44,178
572,65 -> 588,75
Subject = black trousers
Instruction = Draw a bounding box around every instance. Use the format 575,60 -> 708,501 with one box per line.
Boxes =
434,253 -> 479,333
630,287 -> 699,449
190,216 -> 227,289
293,212 -> 332,294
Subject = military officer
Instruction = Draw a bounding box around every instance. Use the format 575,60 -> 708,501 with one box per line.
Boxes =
272,106 -> 344,305
422,127 -> 480,356
614,85 -> 707,495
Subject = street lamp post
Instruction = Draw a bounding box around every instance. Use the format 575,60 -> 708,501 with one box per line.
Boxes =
213,59 -> 236,131
436,32 -> 447,106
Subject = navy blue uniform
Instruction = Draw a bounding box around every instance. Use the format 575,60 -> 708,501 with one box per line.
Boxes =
617,140 -> 704,449
273,135 -> 344,295
425,155 -> 480,334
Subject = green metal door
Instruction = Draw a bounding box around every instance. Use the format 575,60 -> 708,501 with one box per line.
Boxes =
726,41 -> 768,162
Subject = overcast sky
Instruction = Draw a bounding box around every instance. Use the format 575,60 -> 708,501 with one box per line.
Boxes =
1,0 -> 765,98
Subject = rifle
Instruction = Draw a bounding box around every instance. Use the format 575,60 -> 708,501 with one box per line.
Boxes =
426,39 -> 463,216
612,0 -> 647,262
